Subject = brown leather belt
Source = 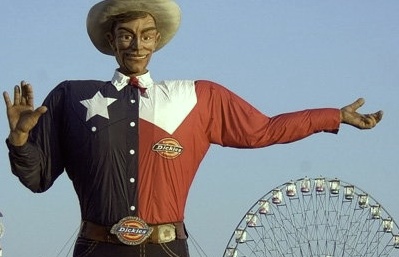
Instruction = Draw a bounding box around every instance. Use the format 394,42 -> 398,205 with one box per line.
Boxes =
78,220 -> 187,245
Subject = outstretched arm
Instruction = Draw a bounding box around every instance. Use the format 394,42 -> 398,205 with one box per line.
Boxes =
340,98 -> 383,129
3,81 -> 47,146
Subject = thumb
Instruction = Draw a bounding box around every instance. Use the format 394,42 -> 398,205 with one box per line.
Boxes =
35,106 -> 48,115
30,106 -> 48,123
350,98 -> 365,111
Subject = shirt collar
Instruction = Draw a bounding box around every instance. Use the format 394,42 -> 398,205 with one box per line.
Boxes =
111,70 -> 154,91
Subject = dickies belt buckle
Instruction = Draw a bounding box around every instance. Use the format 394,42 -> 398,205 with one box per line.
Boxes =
110,216 -> 153,245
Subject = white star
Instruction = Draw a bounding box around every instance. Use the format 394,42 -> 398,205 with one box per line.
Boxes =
80,91 -> 117,121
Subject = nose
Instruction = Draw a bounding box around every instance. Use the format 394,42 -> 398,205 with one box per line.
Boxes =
130,37 -> 141,50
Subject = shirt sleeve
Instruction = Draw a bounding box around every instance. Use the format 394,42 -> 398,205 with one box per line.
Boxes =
195,80 -> 341,148
6,83 -> 66,193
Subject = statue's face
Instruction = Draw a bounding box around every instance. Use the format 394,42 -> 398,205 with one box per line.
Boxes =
107,14 -> 160,76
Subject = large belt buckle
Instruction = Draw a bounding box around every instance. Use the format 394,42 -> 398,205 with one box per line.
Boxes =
110,216 -> 153,245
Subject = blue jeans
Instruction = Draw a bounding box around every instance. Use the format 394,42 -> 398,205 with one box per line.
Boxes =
73,237 -> 190,257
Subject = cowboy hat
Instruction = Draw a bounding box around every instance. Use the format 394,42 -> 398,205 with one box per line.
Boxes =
87,0 -> 181,55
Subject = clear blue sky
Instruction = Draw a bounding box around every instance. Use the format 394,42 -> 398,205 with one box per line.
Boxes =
1,0 -> 398,256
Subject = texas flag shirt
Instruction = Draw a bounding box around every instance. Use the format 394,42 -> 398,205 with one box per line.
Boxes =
7,70 -> 340,226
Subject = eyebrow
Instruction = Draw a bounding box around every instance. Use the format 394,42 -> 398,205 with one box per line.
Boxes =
116,26 -> 157,34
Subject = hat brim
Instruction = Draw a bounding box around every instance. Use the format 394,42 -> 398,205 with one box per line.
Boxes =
87,0 -> 181,55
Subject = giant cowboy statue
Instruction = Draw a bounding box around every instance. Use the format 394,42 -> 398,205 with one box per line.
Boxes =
3,0 -> 383,256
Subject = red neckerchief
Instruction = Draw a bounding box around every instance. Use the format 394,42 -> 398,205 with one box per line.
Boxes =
129,77 -> 147,95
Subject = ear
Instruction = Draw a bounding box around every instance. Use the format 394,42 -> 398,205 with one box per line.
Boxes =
106,32 -> 116,51
154,32 -> 161,49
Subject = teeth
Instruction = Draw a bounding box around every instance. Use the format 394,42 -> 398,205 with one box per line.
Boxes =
127,54 -> 146,59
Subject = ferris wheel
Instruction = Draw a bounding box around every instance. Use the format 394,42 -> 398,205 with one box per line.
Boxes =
223,177 -> 399,257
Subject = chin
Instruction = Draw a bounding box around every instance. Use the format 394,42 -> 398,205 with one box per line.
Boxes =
126,64 -> 148,75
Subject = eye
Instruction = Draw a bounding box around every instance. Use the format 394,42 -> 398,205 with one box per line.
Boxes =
142,32 -> 157,42
142,35 -> 153,42
117,33 -> 134,43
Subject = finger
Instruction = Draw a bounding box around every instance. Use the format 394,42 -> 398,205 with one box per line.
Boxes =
373,110 -> 383,123
13,85 -> 21,105
20,81 -> 29,105
23,83 -> 34,106
363,114 -> 377,129
3,91 -> 12,108
362,111 -> 383,129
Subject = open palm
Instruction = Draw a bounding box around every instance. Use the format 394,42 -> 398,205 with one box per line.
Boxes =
3,81 -> 47,146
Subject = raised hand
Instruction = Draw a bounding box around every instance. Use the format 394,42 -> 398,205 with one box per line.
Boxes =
3,81 -> 47,146
340,98 -> 383,129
